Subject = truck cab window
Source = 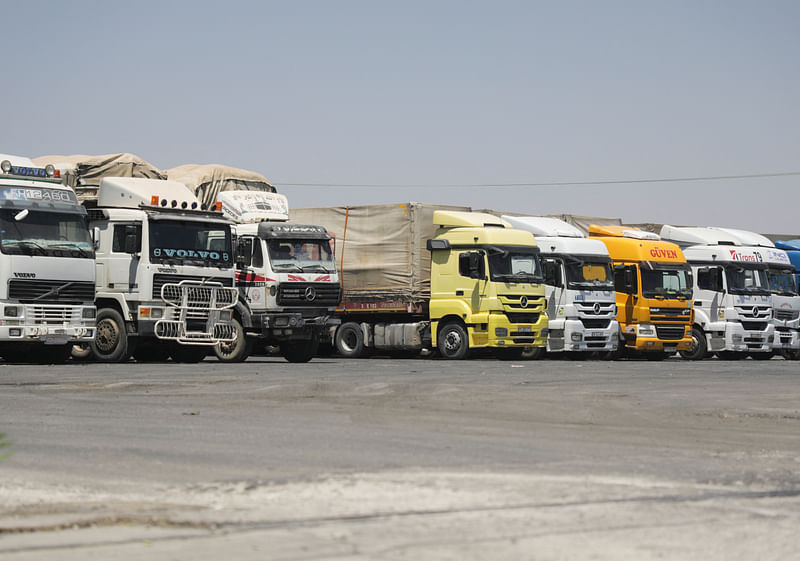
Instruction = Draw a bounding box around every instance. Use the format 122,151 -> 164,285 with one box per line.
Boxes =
112,224 -> 141,253
252,239 -> 264,268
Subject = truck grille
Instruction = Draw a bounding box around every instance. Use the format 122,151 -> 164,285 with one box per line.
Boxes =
505,312 -> 540,324
581,318 -> 611,329
277,283 -> 341,306
656,325 -> 686,340
774,310 -> 799,321
8,279 -> 94,303
741,321 -> 768,332
27,305 -> 81,324
152,274 -> 233,300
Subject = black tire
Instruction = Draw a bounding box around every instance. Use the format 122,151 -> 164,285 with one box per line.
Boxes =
437,321 -> 469,360
91,308 -> 131,363
170,345 -> 208,363
717,351 -> 745,360
749,352 -> 774,360
282,339 -> 319,363
133,343 -> 173,362
679,327 -> 708,361
213,318 -> 253,363
71,343 -> 92,362
495,347 -> 524,360
781,348 -> 800,360
644,351 -> 669,361
521,346 -> 545,360
335,322 -> 365,358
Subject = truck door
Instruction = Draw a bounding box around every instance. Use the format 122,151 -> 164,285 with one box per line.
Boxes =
105,223 -> 141,294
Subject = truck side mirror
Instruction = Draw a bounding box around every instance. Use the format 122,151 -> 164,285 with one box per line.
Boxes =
92,226 -> 101,250
543,260 -> 562,287
710,267 -> 724,293
624,266 -> 638,294
236,237 -> 253,268
123,224 -> 140,254
468,251 -> 485,280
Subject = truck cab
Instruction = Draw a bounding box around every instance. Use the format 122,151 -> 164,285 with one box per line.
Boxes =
428,211 -> 548,359
0,155 -> 96,362
88,177 -> 238,362
502,216 -> 618,355
660,225 -> 779,359
213,191 -> 341,363
588,225 -> 693,359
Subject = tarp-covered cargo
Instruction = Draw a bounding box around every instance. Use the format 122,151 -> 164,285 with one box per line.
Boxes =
291,202 -> 469,303
33,153 -> 166,203
167,164 -> 275,211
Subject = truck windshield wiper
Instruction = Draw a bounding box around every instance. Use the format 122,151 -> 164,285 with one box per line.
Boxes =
274,263 -> 304,272
4,240 -> 48,256
50,243 -> 91,258
572,281 -> 613,289
302,264 -> 332,273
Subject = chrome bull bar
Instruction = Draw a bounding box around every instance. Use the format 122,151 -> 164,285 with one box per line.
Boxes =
155,280 -> 238,345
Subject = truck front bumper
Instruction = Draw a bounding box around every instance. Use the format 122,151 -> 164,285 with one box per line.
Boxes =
473,312 -> 548,349
772,327 -> 799,351
0,304 -> 95,343
704,322 -> 774,353
258,312 -> 339,341
547,318 -> 618,353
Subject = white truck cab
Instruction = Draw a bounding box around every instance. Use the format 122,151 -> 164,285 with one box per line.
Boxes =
503,216 -> 618,355
87,177 -> 238,362
660,225 -> 777,359
0,155 -> 96,362
213,191 -> 341,363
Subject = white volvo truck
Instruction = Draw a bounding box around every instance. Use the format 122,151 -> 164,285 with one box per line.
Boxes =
213,191 -> 341,363
0,155 -> 96,362
86,177 -> 238,362
502,216 -> 618,357
660,225 -> 774,359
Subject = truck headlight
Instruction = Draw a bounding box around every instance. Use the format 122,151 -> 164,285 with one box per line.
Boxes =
637,324 -> 656,337
150,308 -> 164,319
82,308 -> 96,319
495,327 -> 508,337
571,332 -> 582,341
220,310 -> 233,322
269,285 -> 277,297
4,306 -> 18,317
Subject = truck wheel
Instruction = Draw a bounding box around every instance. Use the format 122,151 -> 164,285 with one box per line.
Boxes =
679,327 -> 707,360
781,349 -> 800,360
282,339 -> 319,363
170,345 -> 208,363
71,343 -> 92,362
92,308 -> 131,363
335,322 -> 365,358
438,322 -> 469,360
749,352 -> 774,360
214,319 -> 253,363
521,346 -> 545,360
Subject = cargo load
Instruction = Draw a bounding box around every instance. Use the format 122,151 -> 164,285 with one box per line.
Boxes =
167,164 -> 275,211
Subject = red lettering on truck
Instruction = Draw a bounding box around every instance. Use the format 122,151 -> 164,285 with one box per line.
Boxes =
649,247 -> 678,259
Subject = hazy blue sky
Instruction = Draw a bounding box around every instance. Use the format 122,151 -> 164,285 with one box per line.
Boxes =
4,1 -> 799,233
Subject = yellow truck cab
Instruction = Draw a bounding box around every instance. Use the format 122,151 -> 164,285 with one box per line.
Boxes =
428,211 -> 548,359
588,225 -> 693,359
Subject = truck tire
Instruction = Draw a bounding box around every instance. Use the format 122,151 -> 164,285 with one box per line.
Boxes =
679,327 -> 707,360
781,349 -> 800,360
71,343 -> 92,362
282,339 -> 319,363
214,319 -> 253,363
170,345 -> 208,363
335,322 -> 365,358
521,346 -> 545,360
438,321 -> 469,360
92,308 -> 131,363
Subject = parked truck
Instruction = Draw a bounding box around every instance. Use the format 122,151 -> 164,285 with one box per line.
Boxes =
211,190 -> 341,363
588,225 -> 693,359
291,203 -> 548,359
775,239 -> 800,292
82,177 -> 238,362
0,155 -> 96,362
502,216 -> 619,356
659,225 -> 782,359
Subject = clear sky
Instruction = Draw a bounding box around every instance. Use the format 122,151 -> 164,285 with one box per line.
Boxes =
4,1 -> 799,233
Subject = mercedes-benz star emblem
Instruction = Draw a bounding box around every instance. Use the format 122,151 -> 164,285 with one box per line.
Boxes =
304,286 -> 316,301
520,296 -> 528,308
593,302 -> 601,314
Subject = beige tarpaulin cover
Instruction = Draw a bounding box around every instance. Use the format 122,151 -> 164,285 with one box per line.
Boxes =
33,153 -> 166,203
291,203 -> 469,303
167,164 -> 275,210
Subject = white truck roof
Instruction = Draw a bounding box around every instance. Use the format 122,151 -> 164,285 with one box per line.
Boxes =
502,216 -> 610,257
98,177 -> 199,209
662,225 -> 791,266
502,216 -> 583,238
710,227 -> 774,248
217,190 -> 289,223
660,225 -> 739,246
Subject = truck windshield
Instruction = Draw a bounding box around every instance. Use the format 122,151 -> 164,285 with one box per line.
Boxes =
149,220 -> 233,267
641,266 -> 692,299
267,239 -> 335,273
565,260 -> 613,290
767,268 -> 797,296
0,209 -> 93,258
487,246 -> 542,283
725,266 -> 769,295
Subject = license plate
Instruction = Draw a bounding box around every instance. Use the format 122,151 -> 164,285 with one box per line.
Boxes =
664,345 -> 677,353
591,331 -> 603,337
517,326 -> 532,333
44,336 -> 69,346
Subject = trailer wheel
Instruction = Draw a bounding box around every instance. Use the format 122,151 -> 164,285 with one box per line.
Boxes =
91,308 -> 131,363
282,339 -> 319,363
679,327 -> 707,360
438,321 -> 469,360
335,322 -> 365,358
214,319 -> 253,363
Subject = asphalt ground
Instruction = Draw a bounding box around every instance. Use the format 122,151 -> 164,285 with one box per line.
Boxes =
0,356 -> 798,560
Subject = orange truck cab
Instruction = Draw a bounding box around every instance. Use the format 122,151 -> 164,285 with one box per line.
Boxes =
588,225 -> 693,359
